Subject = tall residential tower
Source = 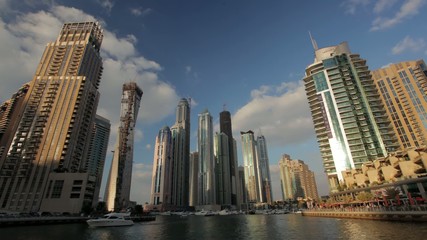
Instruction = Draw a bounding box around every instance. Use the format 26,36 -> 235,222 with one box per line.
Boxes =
303,42 -> 396,192
0,22 -> 104,213
371,60 -> 427,149
219,110 -> 240,207
150,126 -> 172,210
104,82 -> 142,212
170,98 -> 191,208
198,109 -> 216,205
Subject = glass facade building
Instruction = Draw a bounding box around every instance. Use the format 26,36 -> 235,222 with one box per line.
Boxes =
303,42 -> 396,192
197,109 -> 216,205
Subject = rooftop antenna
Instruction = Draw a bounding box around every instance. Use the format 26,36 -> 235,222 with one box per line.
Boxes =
309,31 -> 318,50
223,103 -> 227,111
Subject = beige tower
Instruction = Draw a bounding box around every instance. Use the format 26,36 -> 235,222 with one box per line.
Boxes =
279,154 -> 319,201
0,22 -> 104,213
371,60 -> 427,149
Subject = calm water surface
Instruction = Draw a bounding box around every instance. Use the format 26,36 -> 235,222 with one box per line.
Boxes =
1,214 -> 425,240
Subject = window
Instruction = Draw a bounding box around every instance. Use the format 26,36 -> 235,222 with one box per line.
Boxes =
70,193 -> 80,199
73,180 -> 83,185
51,180 -> 64,198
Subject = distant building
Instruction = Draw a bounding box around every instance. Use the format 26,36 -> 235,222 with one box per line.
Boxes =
278,154 -> 319,201
104,82 -> 142,212
240,130 -> 259,203
303,41 -> 397,192
214,132 -> 231,206
170,98 -> 191,208
189,152 -> 199,207
197,109 -> 216,205
371,60 -> 427,149
256,135 -> 273,204
0,22 -> 104,213
85,115 -> 111,208
219,110 -> 240,206
237,166 -> 246,206
150,126 -> 172,211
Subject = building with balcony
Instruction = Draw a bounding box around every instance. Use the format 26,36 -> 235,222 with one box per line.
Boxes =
371,60 -> 427,150
0,22 -> 104,213
303,41 -> 397,192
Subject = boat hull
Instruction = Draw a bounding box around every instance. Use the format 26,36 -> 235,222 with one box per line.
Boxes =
87,219 -> 134,227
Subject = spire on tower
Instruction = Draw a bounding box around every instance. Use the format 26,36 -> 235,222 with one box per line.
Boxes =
309,31 -> 318,50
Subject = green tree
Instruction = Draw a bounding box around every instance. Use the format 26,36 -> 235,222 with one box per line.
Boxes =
356,192 -> 374,202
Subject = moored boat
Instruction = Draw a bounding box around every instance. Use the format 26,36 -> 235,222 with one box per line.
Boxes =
86,212 -> 134,227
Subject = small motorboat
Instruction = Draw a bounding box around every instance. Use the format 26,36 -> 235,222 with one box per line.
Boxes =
87,212 -> 134,227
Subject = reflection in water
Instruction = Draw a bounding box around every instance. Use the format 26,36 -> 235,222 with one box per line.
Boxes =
0,215 -> 426,240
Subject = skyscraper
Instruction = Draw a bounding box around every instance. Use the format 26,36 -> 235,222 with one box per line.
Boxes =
104,82 -> 142,212
214,132 -> 231,206
256,135 -> 273,204
0,22 -> 104,213
371,60 -> 427,149
240,130 -> 259,203
279,154 -> 319,201
219,110 -> 239,207
170,98 -> 191,208
85,115 -> 111,207
198,109 -> 216,205
150,126 -> 172,210
303,41 -> 396,192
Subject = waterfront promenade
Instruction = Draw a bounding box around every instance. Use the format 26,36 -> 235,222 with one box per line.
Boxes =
302,205 -> 427,222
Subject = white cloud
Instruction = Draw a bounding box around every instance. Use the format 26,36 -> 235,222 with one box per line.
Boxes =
130,7 -> 152,17
371,0 -> 426,31
98,0 -> 114,13
146,144 -> 152,150
131,163 -> 153,203
342,0 -> 371,14
186,65 -> 192,74
232,81 -> 315,148
392,36 -> 426,54
374,0 -> 398,13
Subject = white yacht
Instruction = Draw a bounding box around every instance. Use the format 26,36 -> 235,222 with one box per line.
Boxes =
86,213 -> 134,227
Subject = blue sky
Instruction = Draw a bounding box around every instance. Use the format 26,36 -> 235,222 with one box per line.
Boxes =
1,0 -> 427,204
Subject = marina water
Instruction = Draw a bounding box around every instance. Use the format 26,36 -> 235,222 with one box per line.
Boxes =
1,214 -> 425,240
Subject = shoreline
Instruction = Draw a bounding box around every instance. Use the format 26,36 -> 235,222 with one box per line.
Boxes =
0,216 -> 156,227
302,209 -> 427,222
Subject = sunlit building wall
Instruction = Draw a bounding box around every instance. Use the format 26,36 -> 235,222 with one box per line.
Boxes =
0,22 -> 104,213
279,154 -> 319,201
371,60 -> 427,149
150,126 -> 172,210
240,130 -> 260,203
